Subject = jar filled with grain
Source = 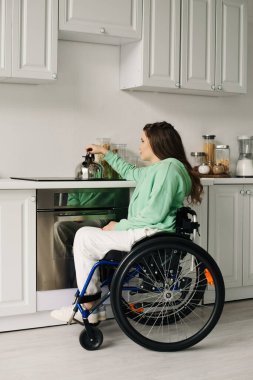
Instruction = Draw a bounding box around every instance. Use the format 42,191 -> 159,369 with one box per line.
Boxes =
215,145 -> 230,174
202,135 -> 216,165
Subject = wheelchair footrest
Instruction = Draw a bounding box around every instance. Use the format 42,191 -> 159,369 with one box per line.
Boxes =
77,291 -> 102,304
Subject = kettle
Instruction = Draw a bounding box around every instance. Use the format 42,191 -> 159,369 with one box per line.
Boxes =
82,152 -> 103,180
81,152 -> 103,180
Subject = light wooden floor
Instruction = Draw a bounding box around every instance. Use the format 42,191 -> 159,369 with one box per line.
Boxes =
1,299 -> 253,380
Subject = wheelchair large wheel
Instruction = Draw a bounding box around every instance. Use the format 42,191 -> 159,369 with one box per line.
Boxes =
110,236 -> 225,352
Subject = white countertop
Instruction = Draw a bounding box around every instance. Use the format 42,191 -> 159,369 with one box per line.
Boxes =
0,177 -> 253,190
0,179 -> 136,189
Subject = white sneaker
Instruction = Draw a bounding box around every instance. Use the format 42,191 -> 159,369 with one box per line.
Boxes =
50,305 -> 107,324
50,306 -> 83,324
88,306 -> 107,324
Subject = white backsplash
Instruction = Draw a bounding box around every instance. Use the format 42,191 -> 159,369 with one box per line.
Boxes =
0,24 -> 253,178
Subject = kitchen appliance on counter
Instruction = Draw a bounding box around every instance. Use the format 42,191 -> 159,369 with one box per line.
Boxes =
80,152 -> 103,179
236,136 -> 253,177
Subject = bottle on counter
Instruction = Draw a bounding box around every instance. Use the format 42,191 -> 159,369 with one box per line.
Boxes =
190,152 -> 206,172
215,145 -> 230,174
202,135 -> 216,166
96,138 -> 111,179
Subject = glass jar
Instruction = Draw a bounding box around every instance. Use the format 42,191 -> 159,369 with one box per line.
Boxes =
215,145 -> 230,174
96,138 -> 111,178
202,135 -> 216,165
190,152 -> 206,172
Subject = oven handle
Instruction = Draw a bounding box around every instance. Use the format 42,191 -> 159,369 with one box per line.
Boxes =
37,209 -> 117,216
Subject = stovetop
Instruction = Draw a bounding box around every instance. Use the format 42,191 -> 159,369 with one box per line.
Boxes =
10,177 -> 125,182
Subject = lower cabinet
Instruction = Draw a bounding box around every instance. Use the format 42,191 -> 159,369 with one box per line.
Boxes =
0,190 -> 36,316
208,184 -> 253,300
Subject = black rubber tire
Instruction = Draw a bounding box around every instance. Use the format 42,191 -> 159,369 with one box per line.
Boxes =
79,327 -> 103,351
110,236 -> 225,352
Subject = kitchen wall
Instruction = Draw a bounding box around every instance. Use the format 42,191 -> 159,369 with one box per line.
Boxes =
0,22 -> 252,178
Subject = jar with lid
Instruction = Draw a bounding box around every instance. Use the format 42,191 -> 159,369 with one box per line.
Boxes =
202,135 -> 216,165
96,138 -> 111,178
215,145 -> 230,174
190,152 -> 206,172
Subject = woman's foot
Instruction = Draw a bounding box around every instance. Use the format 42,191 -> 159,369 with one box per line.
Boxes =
50,305 -> 106,324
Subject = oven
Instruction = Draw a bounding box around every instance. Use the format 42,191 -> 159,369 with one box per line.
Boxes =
36,188 -> 129,309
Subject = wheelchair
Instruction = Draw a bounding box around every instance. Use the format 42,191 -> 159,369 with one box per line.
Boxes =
68,207 -> 225,352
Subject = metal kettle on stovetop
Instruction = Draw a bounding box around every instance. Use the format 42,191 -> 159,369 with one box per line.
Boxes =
80,152 -> 103,180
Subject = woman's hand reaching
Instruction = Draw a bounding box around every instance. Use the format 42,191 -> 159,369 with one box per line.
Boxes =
86,144 -> 108,155
102,221 -> 118,231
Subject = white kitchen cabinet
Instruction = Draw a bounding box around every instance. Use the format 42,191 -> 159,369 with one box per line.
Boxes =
0,0 -> 12,77
120,0 -> 181,91
59,0 -> 142,45
120,0 -> 247,95
0,0 -> 58,83
208,185 -> 253,301
0,190 -> 36,317
181,0 -> 247,93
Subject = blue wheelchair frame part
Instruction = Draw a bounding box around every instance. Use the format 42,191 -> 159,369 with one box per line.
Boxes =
74,256 -> 181,320
75,260 -> 120,319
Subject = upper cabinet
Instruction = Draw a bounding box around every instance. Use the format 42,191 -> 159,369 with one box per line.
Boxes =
120,0 -> 247,95
0,0 -> 58,84
0,0 -> 12,77
59,0 -> 142,45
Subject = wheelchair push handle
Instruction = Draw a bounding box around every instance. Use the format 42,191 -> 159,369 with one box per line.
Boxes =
175,206 -> 200,240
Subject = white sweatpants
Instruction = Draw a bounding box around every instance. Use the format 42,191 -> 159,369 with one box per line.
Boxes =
73,226 -> 158,294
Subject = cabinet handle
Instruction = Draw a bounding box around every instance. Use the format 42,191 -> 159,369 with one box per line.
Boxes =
100,27 -> 106,33
217,85 -> 222,90
240,189 -> 245,195
175,82 -> 180,88
52,73 -> 57,80
246,190 -> 251,195
31,196 -> 36,202
211,85 -> 215,90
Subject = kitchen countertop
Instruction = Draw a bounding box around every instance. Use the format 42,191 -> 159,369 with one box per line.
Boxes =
0,178 -> 137,189
0,177 -> 253,190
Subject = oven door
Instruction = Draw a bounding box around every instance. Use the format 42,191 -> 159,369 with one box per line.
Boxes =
37,209 -> 116,292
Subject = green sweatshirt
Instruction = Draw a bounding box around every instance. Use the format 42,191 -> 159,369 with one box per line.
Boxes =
104,151 -> 192,232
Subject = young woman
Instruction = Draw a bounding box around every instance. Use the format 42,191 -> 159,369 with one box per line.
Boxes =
51,121 -> 203,324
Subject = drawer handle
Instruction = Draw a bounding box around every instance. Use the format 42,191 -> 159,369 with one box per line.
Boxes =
240,190 -> 245,195
246,190 -> 251,195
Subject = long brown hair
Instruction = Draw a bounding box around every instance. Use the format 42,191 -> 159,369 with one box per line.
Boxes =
143,121 -> 203,204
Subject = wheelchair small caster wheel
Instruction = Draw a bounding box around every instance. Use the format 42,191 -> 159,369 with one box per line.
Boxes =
79,327 -> 103,351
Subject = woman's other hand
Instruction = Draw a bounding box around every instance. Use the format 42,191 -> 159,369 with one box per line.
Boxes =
102,221 -> 118,231
86,144 -> 108,155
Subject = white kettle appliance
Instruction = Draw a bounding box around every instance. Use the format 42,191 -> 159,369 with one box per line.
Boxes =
236,136 -> 253,177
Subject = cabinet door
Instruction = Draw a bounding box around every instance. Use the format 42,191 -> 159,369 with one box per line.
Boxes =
181,0 -> 216,91
243,186 -> 253,286
12,0 -> 58,81
59,0 -> 142,44
0,0 -> 12,78
208,185 -> 243,288
0,190 -> 36,316
142,0 -> 180,88
215,0 -> 247,93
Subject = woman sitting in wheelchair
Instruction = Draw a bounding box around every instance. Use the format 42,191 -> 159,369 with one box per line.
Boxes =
51,121 -> 203,325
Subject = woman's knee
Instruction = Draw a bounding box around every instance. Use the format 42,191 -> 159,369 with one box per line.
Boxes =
73,226 -> 101,255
